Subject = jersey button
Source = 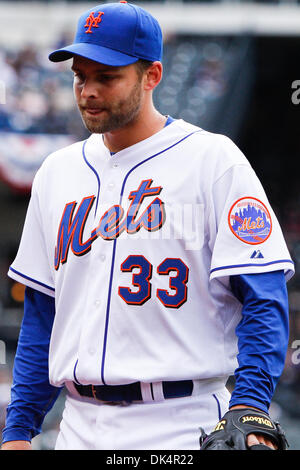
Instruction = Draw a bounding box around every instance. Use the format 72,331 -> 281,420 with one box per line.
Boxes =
112,163 -> 119,168
88,347 -> 96,356
94,300 -> 101,308
108,182 -> 115,190
100,254 -> 106,262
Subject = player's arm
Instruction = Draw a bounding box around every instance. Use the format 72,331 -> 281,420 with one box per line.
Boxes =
1,287 -> 61,450
201,269 -> 289,450
1,441 -> 32,450
229,269 -> 288,449
229,269 -> 288,413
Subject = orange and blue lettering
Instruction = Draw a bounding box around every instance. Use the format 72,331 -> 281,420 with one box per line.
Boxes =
157,258 -> 189,308
54,180 -> 166,270
95,179 -> 165,240
54,196 -> 95,270
118,255 -> 152,305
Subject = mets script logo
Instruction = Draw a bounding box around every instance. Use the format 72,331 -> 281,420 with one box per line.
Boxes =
84,11 -> 104,34
54,179 -> 166,270
228,197 -> 272,245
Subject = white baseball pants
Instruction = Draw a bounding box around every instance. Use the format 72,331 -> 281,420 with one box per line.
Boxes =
55,379 -> 231,450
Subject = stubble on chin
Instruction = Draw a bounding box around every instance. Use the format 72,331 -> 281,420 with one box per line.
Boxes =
79,81 -> 143,135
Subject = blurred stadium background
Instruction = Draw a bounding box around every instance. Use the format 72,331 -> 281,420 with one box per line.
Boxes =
1,0 -> 300,450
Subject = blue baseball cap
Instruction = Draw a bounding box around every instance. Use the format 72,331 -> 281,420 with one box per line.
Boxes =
49,1 -> 163,66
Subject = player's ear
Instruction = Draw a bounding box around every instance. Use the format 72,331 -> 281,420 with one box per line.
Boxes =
143,61 -> 163,91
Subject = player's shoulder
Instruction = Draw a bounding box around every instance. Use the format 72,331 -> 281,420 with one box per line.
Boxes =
176,118 -> 239,148
176,119 -> 249,166
41,139 -> 86,170
34,139 -> 86,183
31,138 -> 86,191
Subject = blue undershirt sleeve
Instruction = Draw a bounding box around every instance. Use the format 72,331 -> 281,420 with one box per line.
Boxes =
1,287 -> 61,444
229,270 -> 289,413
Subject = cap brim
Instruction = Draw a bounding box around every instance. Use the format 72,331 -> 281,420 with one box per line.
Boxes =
48,43 -> 139,66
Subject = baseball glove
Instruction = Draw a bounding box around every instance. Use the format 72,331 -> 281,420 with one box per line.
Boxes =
199,408 -> 289,450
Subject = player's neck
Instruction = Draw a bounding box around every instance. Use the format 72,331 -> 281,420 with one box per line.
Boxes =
102,106 -> 167,154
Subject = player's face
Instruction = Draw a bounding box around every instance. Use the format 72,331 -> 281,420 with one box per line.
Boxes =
72,56 -> 144,134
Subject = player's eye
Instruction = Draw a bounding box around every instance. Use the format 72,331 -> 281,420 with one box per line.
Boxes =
98,75 -> 117,83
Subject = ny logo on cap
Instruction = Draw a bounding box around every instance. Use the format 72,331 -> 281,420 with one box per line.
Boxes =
84,11 -> 104,34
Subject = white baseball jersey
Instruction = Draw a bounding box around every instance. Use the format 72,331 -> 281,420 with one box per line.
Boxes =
8,119 -> 294,388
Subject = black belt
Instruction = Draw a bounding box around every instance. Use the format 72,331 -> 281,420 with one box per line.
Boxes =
74,380 -> 193,403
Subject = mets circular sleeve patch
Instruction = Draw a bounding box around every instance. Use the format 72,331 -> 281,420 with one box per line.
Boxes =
228,197 -> 272,245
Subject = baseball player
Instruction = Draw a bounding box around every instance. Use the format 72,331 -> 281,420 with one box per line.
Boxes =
1,2 -> 294,451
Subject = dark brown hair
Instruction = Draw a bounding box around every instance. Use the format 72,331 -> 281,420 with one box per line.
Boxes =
135,59 -> 154,78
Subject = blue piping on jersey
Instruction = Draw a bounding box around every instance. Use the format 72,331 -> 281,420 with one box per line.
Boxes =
82,140 -> 101,217
212,393 -> 222,420
119,130 -> 203,198
73,359 -> 82,385
101,237 -> 118,385
100,129 -> 203,385
9,267 -> 55,292
210,259 -> 294,275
